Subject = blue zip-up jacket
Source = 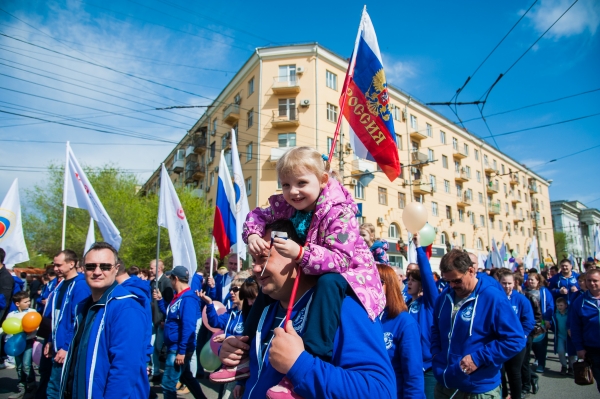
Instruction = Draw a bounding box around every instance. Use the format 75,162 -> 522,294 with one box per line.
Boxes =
548,272 -> 580,304
163,288 -> 201,354
59,284 -> 149,399
407,247 -> 439,370
243,293 -> 395,399
380,309 -> 425,399
436,279 -> 447,293
120,276 -> 153,359
570,290 -> 600,351
206,304 -> 244,337
431,275 -> 525,394
8,275 -> 25,312
213,273 -> 233,303
191,273 -> 204,293
37,278 -> 58,312
507,290 -> 535,337
52,274 -> 91,352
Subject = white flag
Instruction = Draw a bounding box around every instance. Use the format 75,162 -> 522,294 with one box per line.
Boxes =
230,128 -> 250,260
525,236 -> 540,271
0,179 -> 29,265
407,233 -> 417,264
84,218 -> 95,254
158,164 -> 197,277
63,143 -> 122,250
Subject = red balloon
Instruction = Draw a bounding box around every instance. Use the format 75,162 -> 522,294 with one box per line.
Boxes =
22,312 -> 42,333
202,301 -> 227,333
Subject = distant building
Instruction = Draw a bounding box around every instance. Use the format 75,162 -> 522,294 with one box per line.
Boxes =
551,200 -> 600,259
142,43 -> 555,271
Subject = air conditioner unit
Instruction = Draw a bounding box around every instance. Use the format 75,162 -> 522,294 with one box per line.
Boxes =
401,110 -> 407,121
210,129 -> 216,136
296,66 -> 305,74
208,156 -> 214,164
300,99 -> 310,107
345,143 -> 352,152
350,178 -> 358,186
467,211 -> 472,216
214,166 -> 219,172
206,186 -> 211,193
377,217 -> 384,225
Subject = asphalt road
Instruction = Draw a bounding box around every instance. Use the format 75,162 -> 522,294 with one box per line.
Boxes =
0,349 -> 597,398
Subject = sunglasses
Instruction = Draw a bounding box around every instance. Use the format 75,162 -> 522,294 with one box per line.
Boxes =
447,272 -> 468,285
230,286 -> 240,293
84,263 -> 115,272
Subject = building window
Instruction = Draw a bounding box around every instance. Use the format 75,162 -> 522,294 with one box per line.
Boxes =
398,192 -> 406,209
470,212 -> 475,225
493,159 -> 497,170
210,141 -> 216,158
278,133 -> 296,147
477,238 -> 483,250
246,142 -> 253,162
210,171 -> 215,186
478,192 -> 483,204
327,137 -> 334,155
446,206 -> 452,219
452,137 -> 458,150
356,216 -> 365,225
440,131 -> 446,144
489,217 -> 494,229
463,143 -> 469,156
410,115 -> 418,130
426,123 -> 432,137
278,98 -> 296,119
441,232 -> 447,245
378,187 -> 388,205
501,164 -> 505,174
454,160 -> 460,173
499,220 -> 503,231
430,175 -> 437,192
247,109 -> 254,128
442,155 -> 448,169
465,165 -> 471,178
326,70 -> 338,90
444,179 -> 450,193
395,134 -> 403,150
476,170 -> 481,182
222,134 -> 229,150
326,103 -> 338,122
458,208 -> 464,222
432,201 -> 439,217
428,149 -> 434,162
278,64 -> 296,82
388,223 -> 399,239
245,177 -> 252,194
528,228 -> 531,237
248,77 -> 254,95
516,244 -> 520,254
212,118 -> 217,134
474,149 -> 479,160
355,181 -> 365,199
461,234 -> 466,248
480,215 -> 485,227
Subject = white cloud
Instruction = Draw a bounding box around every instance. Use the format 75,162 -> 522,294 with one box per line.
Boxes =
381,53 -> 418,88
526,0 -> 600,39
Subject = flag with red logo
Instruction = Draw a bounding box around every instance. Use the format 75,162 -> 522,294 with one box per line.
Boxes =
158,164 -> 197,277
0,179 -> 29,265
63,142 -> 122,250
340,7 -> 401,181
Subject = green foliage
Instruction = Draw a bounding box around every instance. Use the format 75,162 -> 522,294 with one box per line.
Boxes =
20,164 -> 213,270
553,231 -> 571,259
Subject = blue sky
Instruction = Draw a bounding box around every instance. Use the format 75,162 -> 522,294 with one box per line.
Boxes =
0,0 -> 599,208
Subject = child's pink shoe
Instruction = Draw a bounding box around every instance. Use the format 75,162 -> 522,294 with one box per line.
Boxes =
266,377 -> 304,399
208,359 -> 250,383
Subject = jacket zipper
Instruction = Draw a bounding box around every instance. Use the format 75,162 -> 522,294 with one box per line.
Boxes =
442,295 -> 475,388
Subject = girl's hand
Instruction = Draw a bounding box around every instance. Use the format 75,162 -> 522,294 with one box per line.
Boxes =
212,333 -> 226,343
248,234 -> 270,256
412,233 -> 420,248
272,237 -> 301,260
197,290 -> 213,304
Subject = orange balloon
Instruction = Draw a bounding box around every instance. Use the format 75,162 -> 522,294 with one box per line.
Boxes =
21,312 -> 42,333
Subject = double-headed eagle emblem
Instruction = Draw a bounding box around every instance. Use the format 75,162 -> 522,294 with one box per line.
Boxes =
365,68 -> 391,121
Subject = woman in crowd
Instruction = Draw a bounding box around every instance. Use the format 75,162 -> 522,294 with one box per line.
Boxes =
377,263 -> 425,399
524,272 -> 553,373
405,234 -> 438,399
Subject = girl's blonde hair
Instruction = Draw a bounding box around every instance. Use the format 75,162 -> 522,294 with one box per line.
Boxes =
276,147 -> 327,180
360,223 -> 378,240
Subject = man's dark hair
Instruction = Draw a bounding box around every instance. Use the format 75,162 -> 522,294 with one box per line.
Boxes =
117,257 -> 126,276
12,290 -> 29,304
265,220 -> 301,245
560,258 -> 571,265
20,271 -> 27,279
46,266 -> 56,277
550,266 -> 559,273
440,249 -> 473,274
584,261 -> 596,270
84,242 -> 119,265
55,249 -> 78,265
128,266 -> 140,276
556,297 -> 567,306
0,247 -> 5,264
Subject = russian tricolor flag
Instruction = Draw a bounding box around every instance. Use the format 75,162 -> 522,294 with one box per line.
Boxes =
213,150 -> 237,258
340,7 -> 401,181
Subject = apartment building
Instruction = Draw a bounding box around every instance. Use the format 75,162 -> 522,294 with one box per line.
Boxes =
143,43 -> 555,271
551,200 -> 600,260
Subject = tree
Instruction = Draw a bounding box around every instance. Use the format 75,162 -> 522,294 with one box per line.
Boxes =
553,231 -> 571,260
21,164 -> 213,270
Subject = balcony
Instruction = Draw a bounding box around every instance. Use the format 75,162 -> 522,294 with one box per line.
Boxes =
351,158 -> 377,173
455,170 -> 469,182
192,134 -> 207,155
172,159 -> 184,174
511,196 -> 522,204
509,173 -> 519,186
457,192 -> 472,207
488,203 -> 501,215
270,147 -> 291,164
272,108 -> 299,128
185,163 -> 206,183
484,161 -> 496,174
190,188 -> 205,198
272,75 -> 301,94
452,145 -> 468,159
486,181 -> 499,194
410,151 -> 429,164
223,104 -> 240,126
529,184 -> 538,194
413,179 -> 432,195
513,214 -> 523,223
410,129 -> 427,141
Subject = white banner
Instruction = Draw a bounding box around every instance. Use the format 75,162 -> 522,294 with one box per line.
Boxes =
0,179 -> 29,265
230,128 -> 250,260
84,218 -> 95,254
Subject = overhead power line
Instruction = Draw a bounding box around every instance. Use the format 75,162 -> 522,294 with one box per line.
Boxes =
479,112 -> 600,139
0,139 -> 170,146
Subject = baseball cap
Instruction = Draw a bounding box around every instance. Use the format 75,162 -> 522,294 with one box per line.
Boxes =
166,266 -> 189,281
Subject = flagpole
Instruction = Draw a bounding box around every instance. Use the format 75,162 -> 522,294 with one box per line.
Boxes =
61,142 -> 69,250
237,252 -> 240,273
155,225 -> 160,291
210,236 -> 215,278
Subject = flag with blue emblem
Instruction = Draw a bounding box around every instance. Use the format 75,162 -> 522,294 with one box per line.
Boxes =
340,7 -> 401,181
0,179 -> 28,265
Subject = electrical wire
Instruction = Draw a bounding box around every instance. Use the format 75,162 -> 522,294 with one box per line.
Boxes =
0,139 -> 170,146
479,112 -> 600,139
529,143 -> 600,169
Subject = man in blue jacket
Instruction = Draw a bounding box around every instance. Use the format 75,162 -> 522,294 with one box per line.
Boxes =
218,220 -> 396,399
548,258 -> 580,304
46,250 -> 90,399
570,268 -> 600,393
59,242 -> 149,399
431,249 -> 525,399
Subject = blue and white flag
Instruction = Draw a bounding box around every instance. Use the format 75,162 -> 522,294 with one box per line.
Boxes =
0,179 -> 29,265
525,236 -> 540,271
230,128 -> 250,261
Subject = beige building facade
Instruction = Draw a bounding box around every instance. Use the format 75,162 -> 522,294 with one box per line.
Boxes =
143,43 -> 556,271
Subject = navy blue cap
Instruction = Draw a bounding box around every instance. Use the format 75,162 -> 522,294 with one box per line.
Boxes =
166,266 -> 189,281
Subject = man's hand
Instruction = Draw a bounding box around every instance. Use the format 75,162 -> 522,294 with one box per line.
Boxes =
412,233 -> 421,248
272,238 -> 301,260
570,285 -> 579,293
233,385 -> 244,399
219,336 -> 250,367
44,343 -> 51,358
54,349 -> 67,364
560,287 -> 568,295
207,277 -> 215,289
152,289 -> 162,301
41,299 -> 47,305
248,234 -> 270,257
175,354 -> 185,366
460,354 -> 478,375
269,321 -> 305,374
577,350 -> 586,360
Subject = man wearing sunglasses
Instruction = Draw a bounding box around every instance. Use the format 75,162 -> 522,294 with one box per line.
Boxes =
431,249 -> 525,399
59,242 -> 149,399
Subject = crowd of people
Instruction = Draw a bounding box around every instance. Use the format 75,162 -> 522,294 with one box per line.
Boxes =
0,146 -> 598,399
